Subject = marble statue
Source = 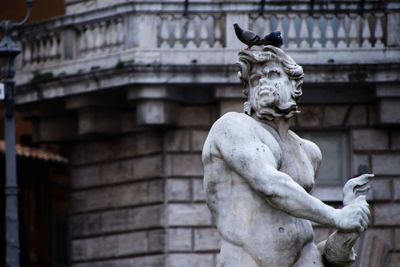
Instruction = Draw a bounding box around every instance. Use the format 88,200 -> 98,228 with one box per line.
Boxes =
202,45 -> 373,267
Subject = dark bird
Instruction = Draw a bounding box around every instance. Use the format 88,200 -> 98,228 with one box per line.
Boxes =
233,23 -> 283,49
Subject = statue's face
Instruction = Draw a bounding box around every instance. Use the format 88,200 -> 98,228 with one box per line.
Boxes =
248,61 -> 300,120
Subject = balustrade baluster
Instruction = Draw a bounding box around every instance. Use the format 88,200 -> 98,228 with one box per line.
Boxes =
374,13 -> 384,48
186,16 -> 196,48
160,16 -> 170,48
299,14 -> 309,48
116,17 -> 124,45
99,21 -> 107,51
94,23 -> 101,53
39,38 -> 45,63
275,14 -> 284,48
31,40 -> 37,64
86,24 -> 95,55
43,37 -> 51,62
23,39 -> 31,64
348,14 -> 359,48
110,19 -> 118,47
200,15 -> 210,48
337,14 -> 347,48
288,14 -> 297,48
311,15 -> 322,48
213,15 -> 223,48
262,15 -> 271,37
171,15 -> 182,48
324,14 -> 334,48
361,15 -> 372,48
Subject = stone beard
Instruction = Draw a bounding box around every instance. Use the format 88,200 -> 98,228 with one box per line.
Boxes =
202,46 -> 371,267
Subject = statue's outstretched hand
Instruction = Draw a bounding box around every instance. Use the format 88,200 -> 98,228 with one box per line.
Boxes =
343,173 -> 374,205
334,196 -> 370,233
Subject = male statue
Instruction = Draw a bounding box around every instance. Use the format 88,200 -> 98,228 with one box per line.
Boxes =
202,45 -> 373,267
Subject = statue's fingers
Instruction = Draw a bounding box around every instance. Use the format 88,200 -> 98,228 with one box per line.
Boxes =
353,174 -> 374,188
360,211 -> 369,225
356,224 -> 365,234
360,216 -> 369,230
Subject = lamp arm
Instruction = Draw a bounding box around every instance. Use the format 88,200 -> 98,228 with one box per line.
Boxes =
14,3 -> 33,28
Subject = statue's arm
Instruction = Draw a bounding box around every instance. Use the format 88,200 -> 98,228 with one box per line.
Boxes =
210,114 -> 368,232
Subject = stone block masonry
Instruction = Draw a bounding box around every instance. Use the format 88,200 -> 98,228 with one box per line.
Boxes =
70,105 -> 220,267
66,100 -> 400,267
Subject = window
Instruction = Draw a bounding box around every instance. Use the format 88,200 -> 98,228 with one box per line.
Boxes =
301,132 -> 348,185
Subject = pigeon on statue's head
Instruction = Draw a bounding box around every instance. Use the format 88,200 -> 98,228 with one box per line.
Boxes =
233,23 -> 283,49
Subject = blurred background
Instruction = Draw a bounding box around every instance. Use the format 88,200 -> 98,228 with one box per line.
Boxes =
1,0 -> 400,267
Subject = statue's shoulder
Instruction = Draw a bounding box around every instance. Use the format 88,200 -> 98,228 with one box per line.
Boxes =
212,112 -> 252,130
208,112 -> 257,143
289,130 -> 322,163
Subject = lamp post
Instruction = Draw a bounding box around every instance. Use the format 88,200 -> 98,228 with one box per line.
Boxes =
0,1 -> 33,267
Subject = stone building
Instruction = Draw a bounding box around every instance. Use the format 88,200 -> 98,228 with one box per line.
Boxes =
10,0 -> 400,266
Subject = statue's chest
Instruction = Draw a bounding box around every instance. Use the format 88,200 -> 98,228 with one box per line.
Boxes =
278,138 -> 315,192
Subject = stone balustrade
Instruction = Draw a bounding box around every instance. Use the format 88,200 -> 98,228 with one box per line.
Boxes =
14,1 -> 400,104
17,1 -> 399,67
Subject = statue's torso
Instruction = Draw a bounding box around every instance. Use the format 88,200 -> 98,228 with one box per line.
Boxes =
203,113 -> 322,267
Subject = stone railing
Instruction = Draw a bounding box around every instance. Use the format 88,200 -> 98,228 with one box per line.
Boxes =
249,12 -> 386,49
15,1 -> 399,81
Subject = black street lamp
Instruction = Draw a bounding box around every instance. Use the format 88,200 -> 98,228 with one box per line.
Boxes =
0,1 -> 33,267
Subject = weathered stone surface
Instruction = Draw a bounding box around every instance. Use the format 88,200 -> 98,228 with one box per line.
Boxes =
72,231 -> 148,260
118,132 -> 162,158
132,155 -> 163,180
378,99 -> 400,124
394,179 -> 400,201
136,100 -> 178,126
71,156 -> 162,188
357,230 -> 392,267
351,154 -> 370,176
167,204 -> 212,226
203,47 -> 373,267
72,255 -> 166,267
191,130 -> 209,152
167,228 -> 192,251
177,106 -> 212,127
219,100 -> 243,116
345,105 -> 368,126
194,228 -> 221,251
166,130 -> 190,152
148,229 -> 166,252
167,254 -> 214,267
351,129 -> 388,151
323,105 -> 348,127
166,179 -> 191,201
70,205 -> 164,237
373,203 -> 400,225
71,165 -> 101,189
388,253 -> 400,267
372,154 -> 400,175
395,228 -> 400,250
391,131 -> 400,150
72,180 -> 164,212
71,132 -> 162,165
368,179 -> 393,201
297,106 -> 323,128
192,178 -> 206,202
167,154 -> 203,176
33,116 -> 77,142
78,107 -> 122,135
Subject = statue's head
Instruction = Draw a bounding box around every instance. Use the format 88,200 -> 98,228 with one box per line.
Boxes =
237,46 -> 304,120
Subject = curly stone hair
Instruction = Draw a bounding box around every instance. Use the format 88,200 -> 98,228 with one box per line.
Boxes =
237,46 -> 304,116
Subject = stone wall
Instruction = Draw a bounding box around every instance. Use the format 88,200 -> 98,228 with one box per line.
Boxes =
65,103 -> 220,267
16,81 -> 398,267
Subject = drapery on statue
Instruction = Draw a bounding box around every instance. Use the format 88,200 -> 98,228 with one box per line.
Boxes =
202,28 -> 373,267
